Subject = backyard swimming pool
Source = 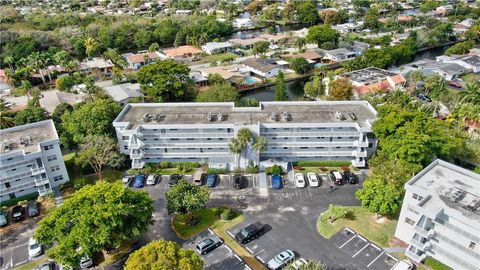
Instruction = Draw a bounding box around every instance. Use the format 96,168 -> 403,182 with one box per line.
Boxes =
244,76 -> 260,84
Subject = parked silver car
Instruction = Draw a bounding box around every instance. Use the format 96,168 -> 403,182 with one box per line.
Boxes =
267,249 -> 295,270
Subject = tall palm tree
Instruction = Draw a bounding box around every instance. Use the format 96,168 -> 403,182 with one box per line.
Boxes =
26,52 -> 47,84
237,128 -> 252,167
459,83 -> 480,105
228,138 -> 243,168
295,37 -> 306,52
252,136 -> 268,165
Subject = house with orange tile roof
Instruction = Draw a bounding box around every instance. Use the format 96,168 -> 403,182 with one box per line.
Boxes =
162,45 -> 203,59
325,67 -> 406,98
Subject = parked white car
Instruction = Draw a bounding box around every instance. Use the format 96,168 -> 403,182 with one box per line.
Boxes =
267,249 -> 295,270
294,173 -> 306,188
28,237 -> 43,259
391,260 -> 414,270
146,174 -> 157,185
306,173 -> 319,187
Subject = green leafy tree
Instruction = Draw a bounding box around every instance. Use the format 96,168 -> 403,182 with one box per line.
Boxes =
304,74 -> 325,99
137,60 -> 196,102
75,135 -> 125,179
420,0 -> 441,13
274,71 -> 288,101
296,0 -> 320,25
14,106 -> 48,126
207,73 -> 225,85
196,83 -> 239,102
459,83 -> 480,105
229,138 -> 243,168
165,179 -> 210,225
34,182 -> 154,267
149,43 -> 160,53
0,98 -> 15,129
306,25 -> 340,48
289,57 -> 311,75
323,204 -> 353,222
84,37 -> 99,57
103,48 -> 127,68
52,102 -> 73,127
423,75 -> 447,99
445,40 -> 475,56
364,7 -> 380,32
134,29 -> 152,48
125,240 -> 203,270
60,99 -> 122,146
252,41 -> 269,58
355,176 -> 404,215
327,77 -> 353,100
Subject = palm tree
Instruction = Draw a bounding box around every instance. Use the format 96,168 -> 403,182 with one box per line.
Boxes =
0,98 -> 15,129
148,43 -> 160,53
252,136 -> 268,165
459,83 -> 480,105
237,128 -> 252,167
228,138 -> 243,168
26,52 -> 47,84
18,80 -> 33,100
295,37 -> 306,52
84,37 -> 99,57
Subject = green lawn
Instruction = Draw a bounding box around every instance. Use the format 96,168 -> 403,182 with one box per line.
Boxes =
424,257 -> 452,270
204,52 -> 238,63
317,206 -> 397,247
295,166 -> 359,173
156,168 -> 196,175
171,207 -> 223,239
461,73 -> 480,84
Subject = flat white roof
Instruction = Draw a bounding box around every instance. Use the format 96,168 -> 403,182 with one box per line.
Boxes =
0,120 -> 58,155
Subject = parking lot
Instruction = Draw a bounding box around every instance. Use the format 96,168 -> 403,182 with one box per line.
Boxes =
330,228 -> 397,270
183,229 -> 248,270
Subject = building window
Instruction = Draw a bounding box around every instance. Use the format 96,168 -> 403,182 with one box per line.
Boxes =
412,193 -> 423,201
122,136 -> 129,140
469,242 -> 476,249
50,165 -> 60,172
43,145 -> 54,151
53,175 -> 64,182
47,155 -> 57,162
405,217 -> 415,226
123,146 -> 128,150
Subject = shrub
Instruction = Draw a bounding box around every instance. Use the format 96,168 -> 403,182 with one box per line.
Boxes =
158,161 -> 172,169
294,160 -> 351,167
220,208 -> 237,220
73,177 -> 91,190
207,168 -> 228,174
266,165 -> 283,175
0,193 -> 39,207
17,200 -> 28,206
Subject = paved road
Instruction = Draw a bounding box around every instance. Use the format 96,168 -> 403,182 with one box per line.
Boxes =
0,218 -> 39,270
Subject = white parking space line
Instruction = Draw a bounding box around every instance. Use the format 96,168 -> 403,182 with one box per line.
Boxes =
224,245 -> 232,253
254,249 -> 265,256
352,243 -> 370,258
357,235 -> 367,242
207,228 -> 214,235
256,256 -> 265,264
339,234 -> 358,249
14,259 -> 28,266
370,243 -> 381,251
245,246 -> 254,254
367,251 -> 385,267
234,254 -> 242,262
345,228 -> 355,234
244,265 -> 252,270
227,231 -> 235,238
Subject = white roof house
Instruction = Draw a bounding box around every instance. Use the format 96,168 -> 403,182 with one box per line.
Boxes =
201,42 -> 233,55
102,83 -> 142,106
233,18 -> 254,28
79,58 -> 114,74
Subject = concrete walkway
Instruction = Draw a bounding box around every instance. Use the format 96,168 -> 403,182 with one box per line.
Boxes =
384,247 -> 407,253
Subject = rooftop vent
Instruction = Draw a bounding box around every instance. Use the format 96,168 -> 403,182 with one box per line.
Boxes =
283,111 -> 292,121
334,111 -> 345,121
270,112 -> 280,121
347,111 -> 357,120
445,187 -> 465,203
20,136 -> 32,146
141,113 -> 165,123
218,112 -> 227,121
207,113 -> 214,122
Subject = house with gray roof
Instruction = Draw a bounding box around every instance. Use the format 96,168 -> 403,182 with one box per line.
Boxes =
102,83 -> 143,107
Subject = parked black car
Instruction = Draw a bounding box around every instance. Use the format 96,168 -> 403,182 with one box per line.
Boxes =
233,174 -> 244,189
0,210 -> 8,227
342,171 -> 358,184
169,174 -> 182,187
195,235 -> 223,255
235,222 -> 265,244
415,93 -> 432,102
27,201 -> 40,217
12,205 -> 25,222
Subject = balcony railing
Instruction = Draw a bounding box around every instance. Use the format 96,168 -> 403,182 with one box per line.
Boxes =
405,250 -> 425,262
0,181 -> 37,196
131,160 -> 145,169
34,177 -> 49,187
410,238 -> 429,251
140,132 -> 235,138
262,131 -> 361,137
130,150 -> 144,159
31,166 -> 46,175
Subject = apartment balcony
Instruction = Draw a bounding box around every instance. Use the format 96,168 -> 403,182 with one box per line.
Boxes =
405,250 -> 426,263
150,152 -> 229,158
352,150 -> 367,157
354,139 -> 369,147
131,160 -> 145,169
268,141 -> 356,147
0,181 -> 37,196
352,159 -> 365,167
265,151 -> 355,157
130,150 -> 144,159
145,142 -> 229,148
413,226 -> 431,238
142,132 -> 234,138
410,238 -> 430,251
34,177 -> 50,187
262,131 -> 360,138
31,166 -> 46,175
37,185 -> 52,196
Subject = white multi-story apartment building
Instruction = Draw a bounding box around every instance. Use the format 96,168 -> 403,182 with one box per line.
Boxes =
113,101 -> 377,169
0,120 -> 69,202
395,159 -> 480,270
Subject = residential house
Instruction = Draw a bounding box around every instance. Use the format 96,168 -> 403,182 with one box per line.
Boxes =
454,18 -> 475,34
39,90 -> 85,113
326,67 -> 406,98
396,59 -> 466,81
437,54 -> 480,73
102,83 -> 143,107
162,46 -> 203,59
123,51 -> 162,70
257,33 -> 289,45
79,58 -> 114,75
322,48 -> 358,62
243,58 -> 285,79
197,64 -> 247,84
201,42 -> 233,55
435,5 -> 454,16
230,37 -> 265,50
189,71 -> 208,87
233,18 -> 254,28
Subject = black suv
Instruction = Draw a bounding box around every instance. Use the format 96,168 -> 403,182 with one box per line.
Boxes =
27,201 -> 40,217
235,222 -> 265,244
12,205 -> 25,222
342,171 -> 358,184
233,174 -> 244,189
169,174 -> 182,187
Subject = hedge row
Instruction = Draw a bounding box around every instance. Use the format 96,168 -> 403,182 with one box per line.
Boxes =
0,192 -> 39,208
292,161 -> 351,167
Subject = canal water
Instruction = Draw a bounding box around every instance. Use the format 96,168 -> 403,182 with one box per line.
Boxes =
242,44 -> 453,101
